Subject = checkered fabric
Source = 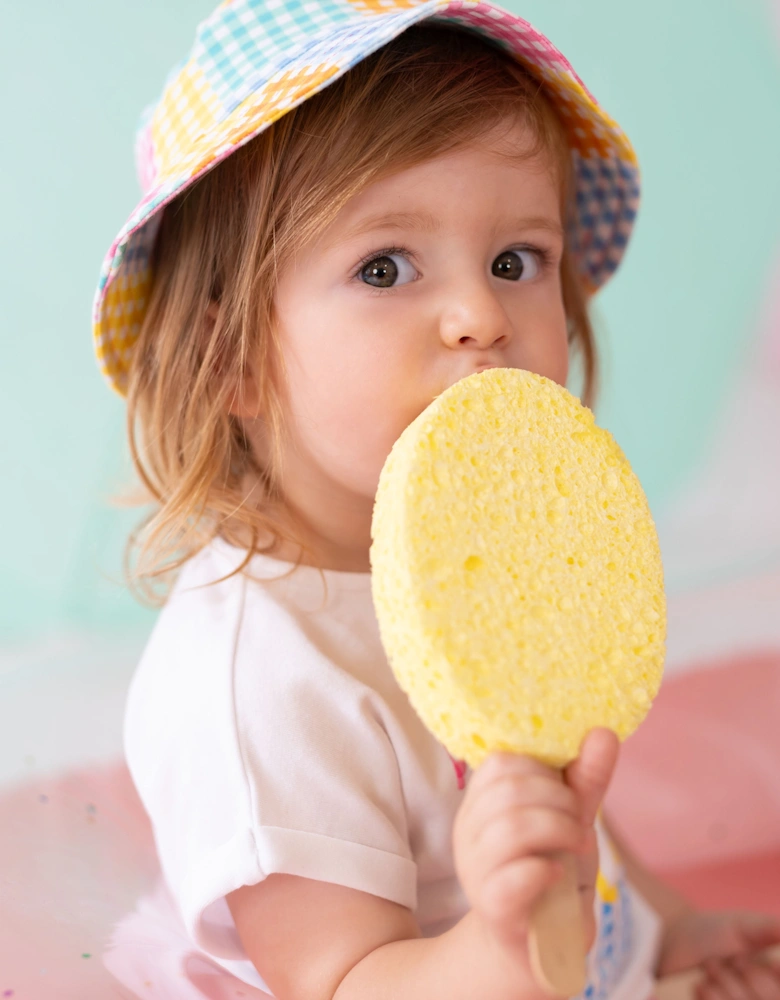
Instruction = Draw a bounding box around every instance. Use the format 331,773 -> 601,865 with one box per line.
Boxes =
93,0 -> 640,396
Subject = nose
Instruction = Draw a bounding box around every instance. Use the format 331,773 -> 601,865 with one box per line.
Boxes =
438,275 -> 513,351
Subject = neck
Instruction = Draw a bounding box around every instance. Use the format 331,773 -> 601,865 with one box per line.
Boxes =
233,474 -> 374,574
235,414 -> 377,572
271,508 -> 374,572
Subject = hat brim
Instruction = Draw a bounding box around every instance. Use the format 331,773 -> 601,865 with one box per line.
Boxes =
93,0 -> 639,397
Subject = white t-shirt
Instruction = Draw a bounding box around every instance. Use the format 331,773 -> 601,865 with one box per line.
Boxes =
124,537 -> 662,997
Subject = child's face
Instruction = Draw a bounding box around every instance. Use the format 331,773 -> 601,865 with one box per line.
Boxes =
245,119 -> 568,564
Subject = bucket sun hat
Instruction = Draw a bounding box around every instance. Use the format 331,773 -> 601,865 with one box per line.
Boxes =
93,0 -> 640,397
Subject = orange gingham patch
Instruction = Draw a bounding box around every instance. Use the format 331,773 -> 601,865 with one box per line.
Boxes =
344,0 -> 432,14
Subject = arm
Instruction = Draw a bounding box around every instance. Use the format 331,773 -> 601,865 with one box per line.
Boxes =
228,874 -> 555,1000
229,732 -> 619,1000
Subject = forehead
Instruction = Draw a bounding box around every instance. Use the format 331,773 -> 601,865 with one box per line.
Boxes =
383,115 -> 563,181
323,127 -> 564,243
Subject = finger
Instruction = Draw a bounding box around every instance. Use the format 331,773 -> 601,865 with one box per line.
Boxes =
701,959 -> 754,1000
454,754 -> 538,845
465,772 -> 581,837
580,886 -> 597,951
477,855 -> 563,945
462,754 -> 575,846
473,752 -> 562,796
729,956 -> 780,1000
473,806 -> 587,876
572,823 -> 598,893
695,982 -> 731,1000
694,981 -> 713,1000
564,728 -> 620,826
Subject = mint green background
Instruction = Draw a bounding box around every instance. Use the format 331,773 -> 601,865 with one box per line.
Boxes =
1,0 -> 779,641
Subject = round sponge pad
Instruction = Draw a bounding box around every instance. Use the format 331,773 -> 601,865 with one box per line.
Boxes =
370,368 -> 665,770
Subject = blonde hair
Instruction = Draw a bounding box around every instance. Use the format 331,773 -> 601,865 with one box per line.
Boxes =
124,22 -> 599,603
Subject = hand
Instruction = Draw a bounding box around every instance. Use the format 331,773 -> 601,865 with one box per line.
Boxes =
658,909 -> 780,998
453,728 -> 620,960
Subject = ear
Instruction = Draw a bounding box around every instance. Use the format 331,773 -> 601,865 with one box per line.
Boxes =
207,300 -> 263,419
227,375 -> 263,419
206,300 -> 220,325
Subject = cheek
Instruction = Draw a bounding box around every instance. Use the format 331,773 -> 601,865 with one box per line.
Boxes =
277,280 -> 436,480
284,334 -> 417,491
517,298 -> 569,388
548,327 -> 570,387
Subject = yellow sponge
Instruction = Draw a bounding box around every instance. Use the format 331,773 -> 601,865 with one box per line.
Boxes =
370,368 -> 665,770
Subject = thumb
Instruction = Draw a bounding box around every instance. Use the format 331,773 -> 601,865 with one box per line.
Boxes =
564,728 -> 620,826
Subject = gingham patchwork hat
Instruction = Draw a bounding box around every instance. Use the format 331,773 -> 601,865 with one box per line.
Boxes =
93,0 -> 640,397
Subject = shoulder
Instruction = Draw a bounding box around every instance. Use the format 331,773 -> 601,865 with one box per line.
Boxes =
123,541 -> 278,781
123,539 -> 383,779
128,540 -> 255,697
131,538 -> 309,685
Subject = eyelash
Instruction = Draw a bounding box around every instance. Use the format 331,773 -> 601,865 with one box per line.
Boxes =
352,244 -> 418,283
352,242 -> 556,291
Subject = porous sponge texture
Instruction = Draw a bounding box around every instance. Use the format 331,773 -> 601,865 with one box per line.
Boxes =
370,368 -> 665,769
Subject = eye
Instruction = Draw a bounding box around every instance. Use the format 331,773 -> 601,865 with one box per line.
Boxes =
358,252 -> 417,289
491,249 -> 542,282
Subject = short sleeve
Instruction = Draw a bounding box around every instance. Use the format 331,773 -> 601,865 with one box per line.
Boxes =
124,551 -> 416,960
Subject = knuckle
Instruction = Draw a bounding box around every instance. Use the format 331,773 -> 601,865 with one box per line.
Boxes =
491,773 -> 576,812
479,871 -> 517,922
476,805 -> 583,861
479,858 -> 550,923
522,807 -> 584,848
478,751 -> 555,784
477,813 -> 521,856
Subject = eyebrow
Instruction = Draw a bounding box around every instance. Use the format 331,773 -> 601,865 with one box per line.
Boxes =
325,209 -> 564,249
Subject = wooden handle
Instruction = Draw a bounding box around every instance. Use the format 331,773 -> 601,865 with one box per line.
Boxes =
527,850 -> 587,997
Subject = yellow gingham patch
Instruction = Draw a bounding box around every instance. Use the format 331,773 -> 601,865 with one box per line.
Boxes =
94,255 -> 154,396
179,62 -> 343,185
151,64 -> 224,187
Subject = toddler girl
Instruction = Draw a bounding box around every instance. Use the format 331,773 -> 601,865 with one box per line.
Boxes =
93,2 -> 780,997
